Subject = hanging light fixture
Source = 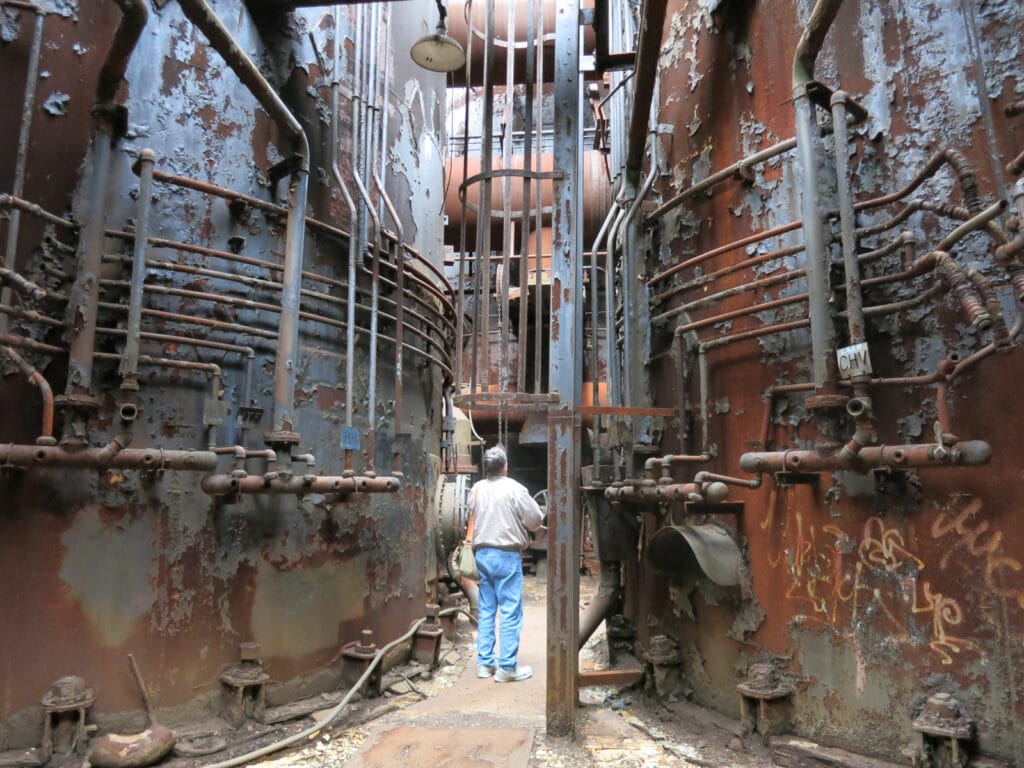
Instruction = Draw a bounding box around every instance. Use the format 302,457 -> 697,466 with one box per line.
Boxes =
410,0 -> 466,73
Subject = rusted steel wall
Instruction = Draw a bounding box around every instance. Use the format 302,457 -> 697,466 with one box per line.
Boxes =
0,0 -> 446,746
634,0 -> 1024,763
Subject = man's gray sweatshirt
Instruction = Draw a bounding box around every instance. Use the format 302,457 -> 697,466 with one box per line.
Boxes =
470,476 -> 544,551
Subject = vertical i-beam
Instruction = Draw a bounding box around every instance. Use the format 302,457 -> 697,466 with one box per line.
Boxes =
546,0 -> 583,739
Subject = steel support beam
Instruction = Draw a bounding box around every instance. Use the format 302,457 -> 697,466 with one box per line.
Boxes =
546,0 -> 583,740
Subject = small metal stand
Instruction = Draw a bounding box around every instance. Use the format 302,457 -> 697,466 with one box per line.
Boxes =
341,630 -> 381,697
737,663 -> 794,741
412,604 -> 444,668
911,693 -> 974,768
220,643 -> 270,727
642,635 -> 684,699
40,676 -> 95,759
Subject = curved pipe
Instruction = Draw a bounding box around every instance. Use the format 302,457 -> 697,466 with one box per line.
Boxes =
201,474 -> 399,497
1,345 -> 54,439
177,0 -> 310,444
96,0 -> 149,114
792,0 -> 845,88
625,0 -> 668,178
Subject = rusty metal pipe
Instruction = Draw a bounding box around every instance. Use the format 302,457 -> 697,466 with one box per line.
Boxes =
578,561 -> 622,650
995,179 -> 1024,301
177,0 -> 310,445
648,137 -> 798,222
0,303 -> 64,328
625,0 -> 668,180
0,194 -> 77,232
652,244 -> 805,306
94,352 -> 222,400
0,332 -> 62,355
120,148 -> 155,389
101,252 -> 450,354
1,345 -> 54,439
330,77 -> 359,452
855,148 -> 985,215
740,440 -> 991,474
373,171 -> 405,476
1007,148 -> 1024,178
792,0 -> 845,88
861,250 -> 992,330
647,219 -> 803,287
935,199 -> 1008,252
201,474 -> 399,496
605,480 -> 728,503
693,471 -> 761,490
643,452 -> 711,481
149,165 -> 452,311
855,200 -> 970,238
589,186 -> 623,449
351,152 -> 381,475
0,444 -> 218,470
793,5 -> 841,390
0,265 -> 47,301
701,319 -> 811,351
101,281 -> 454,375
1,8 -> 45,334
96,0 -> 149,113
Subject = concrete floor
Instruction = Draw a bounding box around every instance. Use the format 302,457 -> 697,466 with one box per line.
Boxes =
247,575 -> 775,768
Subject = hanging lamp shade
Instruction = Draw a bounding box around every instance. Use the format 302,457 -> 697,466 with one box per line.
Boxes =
410,23 -> 466,72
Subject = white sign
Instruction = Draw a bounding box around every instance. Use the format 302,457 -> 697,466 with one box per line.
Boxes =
837,342 -> 873,378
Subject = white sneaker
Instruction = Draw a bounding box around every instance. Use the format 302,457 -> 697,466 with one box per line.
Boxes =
494,665 -> 533,683
477,664 -> 496,678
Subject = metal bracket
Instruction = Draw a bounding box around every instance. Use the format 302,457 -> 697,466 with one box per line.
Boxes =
773,471 -> 820,487
236,406 -> 264,430
804,80 -> 869,124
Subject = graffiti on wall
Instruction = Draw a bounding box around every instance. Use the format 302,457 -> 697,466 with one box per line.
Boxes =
764,494 -> 1022,665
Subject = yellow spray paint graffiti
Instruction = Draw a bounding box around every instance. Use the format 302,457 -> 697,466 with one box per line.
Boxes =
765,497 -> 1018,666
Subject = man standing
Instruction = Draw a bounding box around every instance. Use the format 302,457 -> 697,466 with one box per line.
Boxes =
468,446 -> 544,682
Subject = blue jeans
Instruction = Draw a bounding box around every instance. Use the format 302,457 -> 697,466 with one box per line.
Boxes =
475,547 -> 524,670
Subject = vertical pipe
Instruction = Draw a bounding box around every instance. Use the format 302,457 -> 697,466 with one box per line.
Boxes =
373,171 -> 405,476
605,207 -> 626,408
66,131 -> 114,397
532,0 -> 544,394
477,0 -> 496,391
830,93 -> 864,346
792,0 -> 844,390
119,148 -> 155,390
547,0 -> 582,739
1,9 -> 45,335
455,1 -> 475,395
351,153 -> 381,477
330,42 -> 359,470
178,0 -> 310,444
589,185 -> 623,451
498,0 -> 515,396
516,0 -> 536,393
698,345 -> 710,455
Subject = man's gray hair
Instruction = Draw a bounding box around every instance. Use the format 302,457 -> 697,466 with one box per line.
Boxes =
483,446 -> 507,477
